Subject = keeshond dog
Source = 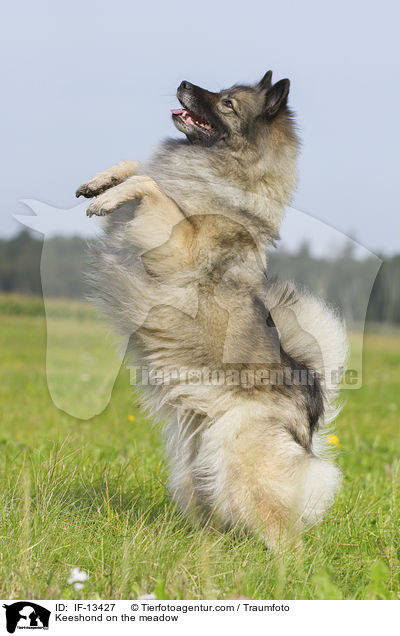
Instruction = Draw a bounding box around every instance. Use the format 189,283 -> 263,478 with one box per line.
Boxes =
76,71 -> 348,547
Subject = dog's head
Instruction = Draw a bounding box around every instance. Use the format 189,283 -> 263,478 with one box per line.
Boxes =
171,71 -> 292,148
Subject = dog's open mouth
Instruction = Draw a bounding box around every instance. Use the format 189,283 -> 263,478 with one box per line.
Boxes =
171,108 -> 214,133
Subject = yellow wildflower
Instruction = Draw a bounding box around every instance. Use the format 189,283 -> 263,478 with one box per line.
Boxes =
128,415 -> 135,422
327,434 -> 340,448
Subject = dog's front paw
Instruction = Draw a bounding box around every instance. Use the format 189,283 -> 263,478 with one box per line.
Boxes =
76,161 -> 142,199
86,192 -> 118,217
76,176 -> 119,199
84,174 -> 163,218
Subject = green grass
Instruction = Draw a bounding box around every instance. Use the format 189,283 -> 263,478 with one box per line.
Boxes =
0,295 -> 399,599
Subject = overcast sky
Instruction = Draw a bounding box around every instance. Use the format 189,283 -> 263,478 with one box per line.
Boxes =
1,0 -> 399,256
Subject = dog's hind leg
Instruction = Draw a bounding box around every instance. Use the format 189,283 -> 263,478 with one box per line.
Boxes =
76,160 -> 142,199
192,403 -> 340,548
165,412 -> 213,524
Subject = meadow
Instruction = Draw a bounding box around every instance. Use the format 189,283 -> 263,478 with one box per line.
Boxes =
0,294 -> 399,600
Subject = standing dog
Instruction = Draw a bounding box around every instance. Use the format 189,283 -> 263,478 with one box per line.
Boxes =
76,72 -> 348,547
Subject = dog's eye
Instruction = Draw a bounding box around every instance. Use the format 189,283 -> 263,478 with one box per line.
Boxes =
222,99 -> 234,109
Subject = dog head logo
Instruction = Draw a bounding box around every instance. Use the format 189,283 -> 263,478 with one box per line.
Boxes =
14,199 -> 124,421
14,199 -> 381,420
2,602 -> 50,633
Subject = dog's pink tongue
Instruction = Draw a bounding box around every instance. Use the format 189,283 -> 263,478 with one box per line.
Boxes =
171,109 -> 185,115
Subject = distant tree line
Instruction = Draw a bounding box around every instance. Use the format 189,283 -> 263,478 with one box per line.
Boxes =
0,230 -> 88,298
268,242 -> 397,325
0,230 -> 399,325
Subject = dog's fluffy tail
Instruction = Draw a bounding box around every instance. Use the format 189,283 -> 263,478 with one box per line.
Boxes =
265,278 -> 349,436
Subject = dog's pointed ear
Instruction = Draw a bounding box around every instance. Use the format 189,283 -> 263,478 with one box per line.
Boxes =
264,79 -> 290,118
257,70 -> 273,91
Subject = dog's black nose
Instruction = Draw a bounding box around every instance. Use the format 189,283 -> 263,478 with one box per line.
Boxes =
179,80 -> 193,91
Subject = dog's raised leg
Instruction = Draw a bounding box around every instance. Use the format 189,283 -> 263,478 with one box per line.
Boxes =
83,174 -> 181,220
76,160 -> 142,199
83,173 -> 194,264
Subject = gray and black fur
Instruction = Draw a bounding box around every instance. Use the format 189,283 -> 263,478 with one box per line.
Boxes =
76,71 -> 348,546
